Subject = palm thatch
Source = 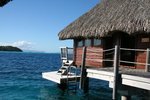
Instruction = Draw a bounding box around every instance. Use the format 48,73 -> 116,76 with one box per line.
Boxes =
58,0 -> 150,40
0,0 -> 12,7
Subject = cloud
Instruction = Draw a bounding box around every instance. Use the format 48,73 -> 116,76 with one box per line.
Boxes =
0,41 -> 34,50
12,41 -> 33,49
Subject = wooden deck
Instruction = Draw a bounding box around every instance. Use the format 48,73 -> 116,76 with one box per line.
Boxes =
42,71 -> 80,84
87,67 -> 150,90
42,67 -> 150,90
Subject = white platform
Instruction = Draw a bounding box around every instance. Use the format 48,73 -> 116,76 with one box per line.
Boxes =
43,68 -> 150,91
42,71 -> 80,84
122,74 -> 150,91
87,68 -> 114,88
86,68 -> 150,90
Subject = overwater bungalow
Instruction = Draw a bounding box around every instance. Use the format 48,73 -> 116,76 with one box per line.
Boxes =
43,0 -> 150,99
0,0 -> 12,7
58,0 -> 150,70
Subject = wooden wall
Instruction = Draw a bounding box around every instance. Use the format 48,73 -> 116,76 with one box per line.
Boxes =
73,34 -> 150,69
135,34 -> 150,69
73,38 -> 104,68
74,47 -> 103,68
74,47 -> 83,67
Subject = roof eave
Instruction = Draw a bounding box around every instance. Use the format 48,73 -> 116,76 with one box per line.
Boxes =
0,0 -> 12,7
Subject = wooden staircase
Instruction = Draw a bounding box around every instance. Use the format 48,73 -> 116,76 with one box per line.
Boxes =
42,47 -> 80,88
57,60 -> 73,75
57,60 -> 79,91
58,47 -> 80,91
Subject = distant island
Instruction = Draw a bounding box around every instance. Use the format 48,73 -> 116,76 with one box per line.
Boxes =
0,46 -> 23,52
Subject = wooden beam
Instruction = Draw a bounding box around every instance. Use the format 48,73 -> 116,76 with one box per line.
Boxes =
79,47 -> 88,92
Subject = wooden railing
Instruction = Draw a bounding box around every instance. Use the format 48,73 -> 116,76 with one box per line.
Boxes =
120,48 -> 150,72
60,47 -> 73,64
79,46 -> 150,100
60,46 -> 150,72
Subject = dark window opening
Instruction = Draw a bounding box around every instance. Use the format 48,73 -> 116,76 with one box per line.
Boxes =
76,39 -> 102,47
93,39 -> 101,46
77,40 -> 83,47
85,39 -> 91,46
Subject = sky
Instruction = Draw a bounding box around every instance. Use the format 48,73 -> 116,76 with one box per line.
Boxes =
0,0 -> 99,53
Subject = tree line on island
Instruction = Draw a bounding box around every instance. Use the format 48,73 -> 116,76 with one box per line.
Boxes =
0,46 -> 23,52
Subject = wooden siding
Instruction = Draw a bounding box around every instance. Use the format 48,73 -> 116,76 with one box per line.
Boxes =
73,34 -> 150,69
136,35 -> 150,69
86,47 -> 103,67
74,47 -> 103,68
74,47 -> 83,66
136,51 -> 146,69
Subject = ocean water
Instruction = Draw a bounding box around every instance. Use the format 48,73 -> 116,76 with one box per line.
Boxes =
0,52 -> 112,100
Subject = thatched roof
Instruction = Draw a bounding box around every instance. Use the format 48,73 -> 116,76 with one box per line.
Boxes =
0,0 -> 12,7
58,0 -> 150,40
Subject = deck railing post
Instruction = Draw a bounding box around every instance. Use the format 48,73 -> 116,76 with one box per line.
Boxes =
146,48 -> 150,72
60,48 -> 63,64
113,45 -> 119,100
66,47 -> 68,61
79,47 -> 88,92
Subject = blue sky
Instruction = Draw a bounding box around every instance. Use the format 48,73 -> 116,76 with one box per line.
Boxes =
0,0 -> 99,53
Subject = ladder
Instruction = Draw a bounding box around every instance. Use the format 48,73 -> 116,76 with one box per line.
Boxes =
67,66 -> 78,92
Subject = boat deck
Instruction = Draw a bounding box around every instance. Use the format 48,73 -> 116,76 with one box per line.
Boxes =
42,71 -> 80,84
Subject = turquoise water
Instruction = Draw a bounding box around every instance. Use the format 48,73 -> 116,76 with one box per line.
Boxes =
0,52 -> 112,100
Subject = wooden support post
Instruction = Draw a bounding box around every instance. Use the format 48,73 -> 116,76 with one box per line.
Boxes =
113,45 -> 119,100
146,48 -> 150,72
79,47 -> 88,92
